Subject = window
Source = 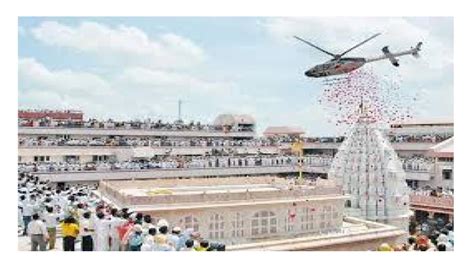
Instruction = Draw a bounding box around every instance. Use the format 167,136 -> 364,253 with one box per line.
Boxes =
320,221 -> 326,229
179,215 -> 199,232
231,212 -> 245,238
438,157 -> 453,162
321,205 -> 332,221
285,209 -> 296,232
326,221 -> 332,231
345,200 -> 351,208
300,207 -> 315,231
64,155 -> 79,163
442,169 -> 453,180
208,213 -> 225,239
251,210 -> 277,236
93,155 -> 109,162
33,156 -> 50,162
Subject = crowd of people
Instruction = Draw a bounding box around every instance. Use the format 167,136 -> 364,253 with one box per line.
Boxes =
19,133 -> 453,150
377,215 -> 454,252
401,155 -> 434,172
19,136 -> 281,148
19,116 -> 254,133
18,135 -> 350,148
19,154 -> 437,174
18,173 -> 224,252
377,230 -> 454,251
18,155 -> 334,173
389,133 -> 452,143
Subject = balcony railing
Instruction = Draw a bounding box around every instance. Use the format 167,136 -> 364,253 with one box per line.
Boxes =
409,194 -> 453,209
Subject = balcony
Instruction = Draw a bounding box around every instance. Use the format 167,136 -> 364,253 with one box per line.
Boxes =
409,194 -> 453,214
18,127 -> 256,138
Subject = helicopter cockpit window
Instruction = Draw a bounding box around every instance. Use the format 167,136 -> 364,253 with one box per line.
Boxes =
315,64 -> 327,70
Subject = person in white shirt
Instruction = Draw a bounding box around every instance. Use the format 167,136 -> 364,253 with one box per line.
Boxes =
109,209 -> 124,251
141,227 -> 157,251
80,212 -> 95,251
43,206 -> 59,250
94,212 -> 111,251
20,195 -> 34,236
27,213 -> 49,251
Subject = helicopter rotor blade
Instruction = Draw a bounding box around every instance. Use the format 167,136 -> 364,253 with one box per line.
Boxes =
338,33 -> 381,57
293,36 -> 336,57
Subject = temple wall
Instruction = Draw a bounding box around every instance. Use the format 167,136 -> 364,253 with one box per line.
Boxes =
138,197 -> 345,246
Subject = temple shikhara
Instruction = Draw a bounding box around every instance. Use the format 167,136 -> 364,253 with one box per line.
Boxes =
329,111 -> 411,230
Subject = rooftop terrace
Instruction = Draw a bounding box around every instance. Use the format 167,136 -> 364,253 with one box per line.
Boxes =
99,176 -> 342,208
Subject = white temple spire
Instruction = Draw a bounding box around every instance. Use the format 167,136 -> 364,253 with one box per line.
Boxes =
328,111 -> 411,230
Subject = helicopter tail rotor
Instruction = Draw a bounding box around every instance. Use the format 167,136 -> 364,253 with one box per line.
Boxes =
412,42 -> 423,58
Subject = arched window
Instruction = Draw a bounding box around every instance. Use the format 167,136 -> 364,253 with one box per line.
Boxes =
179,215 -> 199,232
208,213 -> 225,239
319,206 -> 334,232
251,210 -> 277,236
231,212 -> 245,237
345,200 -> 352,208
332,206 -> 340,219
319,221 -> 326,230
300,207 -> 315,231
323,206 -> 332,220
285,209 -> 297,232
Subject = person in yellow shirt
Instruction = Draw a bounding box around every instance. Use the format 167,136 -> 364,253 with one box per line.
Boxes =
61,216 -> 80,251
194,240 -> 209,251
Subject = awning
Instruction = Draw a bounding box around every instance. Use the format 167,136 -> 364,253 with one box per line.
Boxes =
428,137 -> 454,158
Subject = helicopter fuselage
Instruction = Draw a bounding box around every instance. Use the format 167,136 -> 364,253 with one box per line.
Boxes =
304,57 -> 366,78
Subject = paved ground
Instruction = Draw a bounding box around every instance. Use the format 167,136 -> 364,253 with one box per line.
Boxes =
18,234 -> 81,251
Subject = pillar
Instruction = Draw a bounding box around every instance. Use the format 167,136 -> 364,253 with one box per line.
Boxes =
428,211 -> 435,219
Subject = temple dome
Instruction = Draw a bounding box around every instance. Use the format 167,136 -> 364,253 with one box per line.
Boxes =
328,115 -> 410,229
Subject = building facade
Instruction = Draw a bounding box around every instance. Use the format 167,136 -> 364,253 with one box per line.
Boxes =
99,176 -> 405,250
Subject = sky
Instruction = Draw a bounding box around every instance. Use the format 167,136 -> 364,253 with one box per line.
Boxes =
18,17 -> 453,136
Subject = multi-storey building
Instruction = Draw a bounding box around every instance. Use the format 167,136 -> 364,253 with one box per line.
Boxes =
18,111 -> 454,228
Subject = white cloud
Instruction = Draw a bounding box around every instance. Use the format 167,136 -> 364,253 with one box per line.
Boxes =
30,21 -> 205,69
18,57 -> 248,123
116,67 -> 235,96
19,57 -> 112,97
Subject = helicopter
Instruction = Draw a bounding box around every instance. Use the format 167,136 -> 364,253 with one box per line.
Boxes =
294,33 -> 422,78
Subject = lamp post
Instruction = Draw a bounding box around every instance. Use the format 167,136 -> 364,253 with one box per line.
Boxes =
291,139 -> 304,184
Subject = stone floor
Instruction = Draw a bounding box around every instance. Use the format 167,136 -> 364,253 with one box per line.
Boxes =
18,233 -> 81,251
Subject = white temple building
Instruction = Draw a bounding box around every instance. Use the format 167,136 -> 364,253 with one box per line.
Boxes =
328,110 -> 411,230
